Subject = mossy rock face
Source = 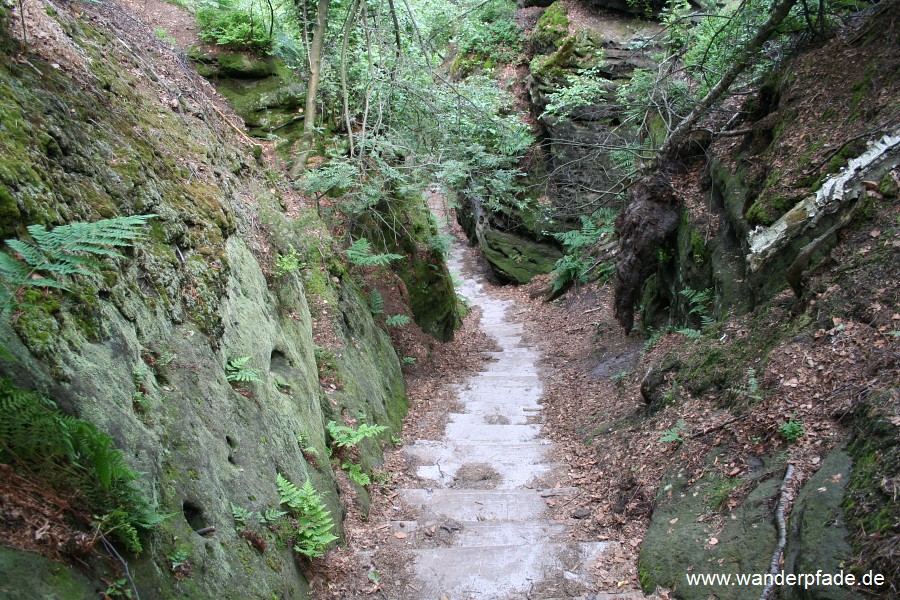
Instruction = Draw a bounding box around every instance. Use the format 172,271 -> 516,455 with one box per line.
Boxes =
844,389 -> 899,594
216,53 -> 277,78
191,53 -> 306,143
0,5 -> 409,598
0,548 -> 99,599
640,455 -> 785,599
482,229 -> 562,283
783,443 -> 863,600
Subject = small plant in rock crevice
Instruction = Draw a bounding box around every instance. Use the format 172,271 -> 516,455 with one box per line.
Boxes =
326,420 -> 387,450
225,356 -> 262,383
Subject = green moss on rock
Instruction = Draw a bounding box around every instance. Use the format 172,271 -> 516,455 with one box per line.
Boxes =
532,2 -> 569,53
482,229 -> 562,283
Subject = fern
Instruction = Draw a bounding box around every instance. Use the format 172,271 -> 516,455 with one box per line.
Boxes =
344,238 -> 403,267
276,474 -> 338,558
342,462 -> 371,486
225,356 -> 262,383
385,314 -> 410,327
368,289 -> 384,316
0,215 -> 155,313
326,420 -> 387,448
550,211 -> 617,292
0,378 -> 167,553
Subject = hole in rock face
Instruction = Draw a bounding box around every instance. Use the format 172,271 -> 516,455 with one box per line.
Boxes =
182,501 -> 206,530
226,435 -> 237,448
270,349 -> 290,371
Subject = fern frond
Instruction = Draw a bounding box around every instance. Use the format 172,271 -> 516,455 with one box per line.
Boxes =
368,289 -> 384,316
385,314 -> 410,327
0,215 -> 155,312
225,356 -> 262,383
0,378 -> 167,552
4,239 -> 45,267
276,473 -> 338,558
344,238 -> 403,267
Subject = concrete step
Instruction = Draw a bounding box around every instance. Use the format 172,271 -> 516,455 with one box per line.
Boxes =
405,541 -> 612,599
456,391 -> 543,406
390,519 -> 570,546
442,422 -> 542,442
460,402 -> 543,417
448,411 -> 542,426
399,488 -> 559,521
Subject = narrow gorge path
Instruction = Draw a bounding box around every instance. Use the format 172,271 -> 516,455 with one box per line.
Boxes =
386,237 -> 620,599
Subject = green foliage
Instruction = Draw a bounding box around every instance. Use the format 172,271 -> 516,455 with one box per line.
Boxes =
168,549 -> 190,570
0,379 -> 167,553
196,0 -> 273,53
428,233 -> 453,258
104,579 -> 133,599
0,215 -> 154,314
231,502 -> 287,531
453,0 -> 523,66
344,238 -> 403,267
342,462 -> 371,486
659,419 -> 688,443
679,287 -> 713,330
154,27 -> 176,45
368,288 -> 384,316
274,246 -> 305,276
733,367 -> 764,403
542,66 -> 611,119
779,417 -> 805,442
276,474 -> 338,558
385,314 -> 410,327
326,420 -> 387,448
401,356 -> 416,364
224,356 -> 262,383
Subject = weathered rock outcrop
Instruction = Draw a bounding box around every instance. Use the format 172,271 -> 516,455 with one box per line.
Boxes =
190,48 -> 307,144
0,3 -> 417,598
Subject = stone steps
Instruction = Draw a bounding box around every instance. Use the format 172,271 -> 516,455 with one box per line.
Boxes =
404,541 -> 612,600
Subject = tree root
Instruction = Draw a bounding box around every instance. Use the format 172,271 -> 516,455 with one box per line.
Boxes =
759,463 -> 795,600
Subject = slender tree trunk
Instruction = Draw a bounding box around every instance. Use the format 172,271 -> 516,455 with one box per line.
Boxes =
292,0 -> 330,177
340,0 -> 360,157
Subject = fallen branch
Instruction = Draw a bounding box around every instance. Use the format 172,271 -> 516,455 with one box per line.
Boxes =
759,463 -> 795,600
99,530 -> 141,600
690,415 -> 742,438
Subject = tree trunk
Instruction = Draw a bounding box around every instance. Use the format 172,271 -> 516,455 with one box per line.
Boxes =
340,0 -> 360,157
291,0 -> 330,177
